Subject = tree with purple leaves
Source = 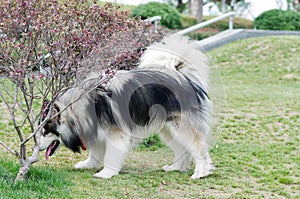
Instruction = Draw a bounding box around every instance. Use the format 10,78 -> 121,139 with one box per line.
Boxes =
0,0 -> 164,183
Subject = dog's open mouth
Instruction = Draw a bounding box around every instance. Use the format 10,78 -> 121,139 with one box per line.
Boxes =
45,140 -> 60,160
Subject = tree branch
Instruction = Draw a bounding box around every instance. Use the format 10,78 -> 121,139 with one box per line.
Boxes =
0,140 -> 19,156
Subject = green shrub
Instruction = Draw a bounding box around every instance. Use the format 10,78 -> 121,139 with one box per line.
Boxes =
182,15 -> 253,40
181,14 -> 197,28
254,9 -> 300,30
182,15 -> 253,30
130,2 -> 183,29
188,31 -> 217,41
203,15 -> 254,30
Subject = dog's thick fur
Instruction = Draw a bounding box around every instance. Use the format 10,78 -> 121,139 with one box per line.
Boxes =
39,35 -> 214,179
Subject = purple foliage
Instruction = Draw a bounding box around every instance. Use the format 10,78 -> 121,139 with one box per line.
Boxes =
0,0 -> 164,86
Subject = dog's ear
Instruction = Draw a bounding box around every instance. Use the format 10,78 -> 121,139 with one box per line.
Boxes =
52,104 -> 60,116
41,100 -> 50,122
50,104 -> 61,125
43,103 -> 61,132
41,100 -> 60,122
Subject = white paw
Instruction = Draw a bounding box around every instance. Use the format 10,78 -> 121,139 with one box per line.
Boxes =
94,168 -> 118,179
75,160 -> 99,169
190,169 -> 213,179
162,165 -> 176,172
191,156 -> 214,179
162,163 -> 190,172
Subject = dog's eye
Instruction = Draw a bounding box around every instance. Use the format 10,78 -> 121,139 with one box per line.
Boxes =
43,131 -> 50,136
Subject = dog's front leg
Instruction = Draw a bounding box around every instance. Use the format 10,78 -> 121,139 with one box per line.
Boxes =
75,142 -> 105,169
94,132 -> 130,179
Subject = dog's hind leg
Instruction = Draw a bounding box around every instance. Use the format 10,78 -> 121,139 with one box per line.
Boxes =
188,137 -> 214,179
159,125 -> 192,172
94,131 -> 130,179
187,133 -> 214,179
75,142 -> 105,169
163,122 -> 214,179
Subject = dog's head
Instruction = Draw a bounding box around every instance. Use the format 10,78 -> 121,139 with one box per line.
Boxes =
39,100 -> 87,160
39,102 -> 63,160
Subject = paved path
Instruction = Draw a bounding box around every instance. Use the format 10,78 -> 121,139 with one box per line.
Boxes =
197,29 -> 300,51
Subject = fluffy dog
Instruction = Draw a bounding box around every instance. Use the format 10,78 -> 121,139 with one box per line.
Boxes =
39,35 -> 214,179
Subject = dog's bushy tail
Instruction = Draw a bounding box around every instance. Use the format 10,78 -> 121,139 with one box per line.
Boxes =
139,34 -> 210,91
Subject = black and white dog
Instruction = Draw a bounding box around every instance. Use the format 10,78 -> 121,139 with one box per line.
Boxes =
39,35 -> 214,179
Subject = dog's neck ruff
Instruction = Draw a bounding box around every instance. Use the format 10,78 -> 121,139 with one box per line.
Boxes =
70,105 -> 87,151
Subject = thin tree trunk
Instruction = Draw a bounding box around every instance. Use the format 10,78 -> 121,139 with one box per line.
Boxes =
14,129 -> 41,184
177,0 -> 185,13
189,0 -> 203,23
230,0 -> 235,10
222,0 -> 226,13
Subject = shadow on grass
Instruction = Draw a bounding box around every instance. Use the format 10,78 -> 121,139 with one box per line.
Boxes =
0,158 -> 72,199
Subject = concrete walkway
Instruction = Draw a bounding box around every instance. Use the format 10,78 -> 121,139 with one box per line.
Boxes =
197,29 -> 300,52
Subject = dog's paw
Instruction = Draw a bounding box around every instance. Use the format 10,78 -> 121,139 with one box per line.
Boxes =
191,164 -> 214,179
75,160 -> 99,169
191,156 -> 215,179
190,170 -> 213,179
162,165 -> 177,172
94,168 -> 118,179
162,163 -> 190,172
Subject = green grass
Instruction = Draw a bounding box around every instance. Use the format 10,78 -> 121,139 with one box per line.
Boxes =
1,36 -> 300,198
0,157 -> 72,199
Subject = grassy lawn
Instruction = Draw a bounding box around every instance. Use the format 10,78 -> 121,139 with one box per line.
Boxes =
1,36 -> 300,198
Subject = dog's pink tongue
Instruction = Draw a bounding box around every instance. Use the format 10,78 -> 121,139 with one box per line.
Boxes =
45,143 -> 54,160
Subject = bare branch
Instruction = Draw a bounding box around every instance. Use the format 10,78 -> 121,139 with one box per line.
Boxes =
0,86 -> 14,116
11,86 -> 24,142
0,140 -> 19,156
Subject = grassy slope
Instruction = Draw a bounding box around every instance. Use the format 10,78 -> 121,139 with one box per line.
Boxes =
0,36 -> 299,198
209,36 -> 300,198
